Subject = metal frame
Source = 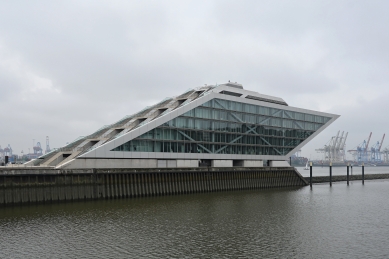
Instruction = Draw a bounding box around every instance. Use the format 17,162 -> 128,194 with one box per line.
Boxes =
79,89 -> 339,161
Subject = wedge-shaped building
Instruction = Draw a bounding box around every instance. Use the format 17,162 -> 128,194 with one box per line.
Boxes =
32,82 -> 338,169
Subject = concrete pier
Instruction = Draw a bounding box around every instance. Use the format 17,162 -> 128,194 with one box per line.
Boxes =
0,167 -> 307,206
305,174 -> 389,184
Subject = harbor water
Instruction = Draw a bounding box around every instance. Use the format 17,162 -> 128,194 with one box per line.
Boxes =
1,169 -> 389,258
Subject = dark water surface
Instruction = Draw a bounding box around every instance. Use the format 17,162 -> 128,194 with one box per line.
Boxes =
1,179 -> 389,258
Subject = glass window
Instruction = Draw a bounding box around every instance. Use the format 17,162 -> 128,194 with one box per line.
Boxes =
203,108 -> 211,119
283,119 -> 293,128
163,128 -> 171,140
195,108 -> 203,118
294,121 -> 304,129
235,102 -> 242,112
187,118 -> 194,129
258,106 -> 269,115
202,120 -> 211,130
112,98 -> 330,155
177,131 -> 184,140
246,114 -> 255,124
215,99 -> 227,109
295,112 -> 304,121
214,121 -> 220,131
228,101 -> 236,111
168,119 -> 175,127
176,117 -> 185,128
249,104 -> 256,113
315,115 -> 324,123
244,104 -> 250,113
178,142 -> 185,152
304,122 -> 315,131
258,116 -> 270,125
202,101 -> 211,107
183,109 -> 194,117
227,113 -> 236,122
231,112 -> 242,122
195,119 -> 201,130
305,114 -> 315,122
271,108 -> 281,117
220,122 -> 228,132
213,109 -> 220,120
155,128 -> 163,139
220,111 -> 227,120
284,110 -> 294,119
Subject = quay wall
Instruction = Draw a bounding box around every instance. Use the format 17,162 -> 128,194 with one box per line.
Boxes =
0,167 -> 307,206
305,174 -> 389,183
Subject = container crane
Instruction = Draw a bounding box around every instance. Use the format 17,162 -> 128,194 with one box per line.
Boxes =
45,136 -> 51,154
33,142 -> 43,155
379,134 -> 385,152
371,134 -> 385,163
316,131 -> 347,163
349,132 -> 372,163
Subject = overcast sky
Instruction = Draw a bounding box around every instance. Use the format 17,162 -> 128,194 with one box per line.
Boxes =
1,0 -> 388,159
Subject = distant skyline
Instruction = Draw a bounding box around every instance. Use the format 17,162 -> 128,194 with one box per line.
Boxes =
1,1 -> 389,159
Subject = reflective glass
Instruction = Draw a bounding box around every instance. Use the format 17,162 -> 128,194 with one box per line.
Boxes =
111,98 -> 331,156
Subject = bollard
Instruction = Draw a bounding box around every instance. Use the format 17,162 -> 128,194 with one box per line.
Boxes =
330,162 -> 332,187
347,163 -> 349,186
362,162 -> 365,185
310,162 -> 312,188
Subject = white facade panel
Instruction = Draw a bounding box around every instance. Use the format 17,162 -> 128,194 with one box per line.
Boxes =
269,160 -> 290,167
157,160 -> 167,168
211,160 -> 233,167
242,160 -> 263,167
167,160 -> 177,168
177,160 -> 198,168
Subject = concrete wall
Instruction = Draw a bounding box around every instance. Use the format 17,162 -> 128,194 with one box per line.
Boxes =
61,158 -> 200,169
59,158 -> 289,169
269,160 -> 290,167
158,160 -> 198,168
0,167 -> 308,206
23,159 -> 36,166
211,160 -> 233,167
167,160 -> 177,168
242,160 -> 263,167
157,160 -> 167,168
177,160 -> 198,168
60,158 -> 158,169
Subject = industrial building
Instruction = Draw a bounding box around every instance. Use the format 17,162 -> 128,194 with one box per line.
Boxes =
30,82 -> 338,169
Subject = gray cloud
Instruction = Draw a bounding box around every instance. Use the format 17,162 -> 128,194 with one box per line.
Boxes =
0,0 -> 388,158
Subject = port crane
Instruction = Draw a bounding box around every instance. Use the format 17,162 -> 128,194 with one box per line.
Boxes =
316,131 -> 348,163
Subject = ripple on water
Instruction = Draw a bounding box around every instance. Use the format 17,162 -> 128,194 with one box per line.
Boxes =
1,181 -> 389,258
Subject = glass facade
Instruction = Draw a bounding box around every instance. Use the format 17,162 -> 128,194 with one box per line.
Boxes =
112,98 -> 331,156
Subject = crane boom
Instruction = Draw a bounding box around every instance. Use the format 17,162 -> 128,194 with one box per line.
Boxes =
365,132 -> 372,152
333,131 -> 340,149
336,131 -> 344,149
379,134 -> 386,151
332,131 -> 340,160
341,132 -> 348,148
